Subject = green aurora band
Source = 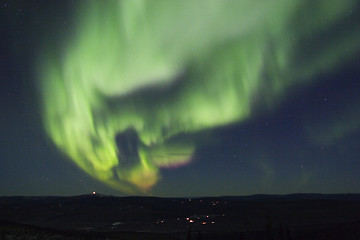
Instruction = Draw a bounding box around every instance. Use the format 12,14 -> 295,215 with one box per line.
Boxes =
39,0 -> 359,193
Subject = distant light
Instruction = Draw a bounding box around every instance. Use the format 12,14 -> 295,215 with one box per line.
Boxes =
189,220 -> 194,223
202,222 -> 207,225
92,191 -> 96,195
186,217 -> 189,220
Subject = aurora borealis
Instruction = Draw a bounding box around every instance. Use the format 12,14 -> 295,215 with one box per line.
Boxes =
1,0 -> 360,196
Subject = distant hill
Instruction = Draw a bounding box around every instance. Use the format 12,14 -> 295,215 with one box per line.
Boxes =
220,193 -> 360,201
1,193 -> 360,240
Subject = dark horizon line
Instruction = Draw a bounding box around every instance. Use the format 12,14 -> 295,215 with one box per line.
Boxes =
2,192 -> 360,199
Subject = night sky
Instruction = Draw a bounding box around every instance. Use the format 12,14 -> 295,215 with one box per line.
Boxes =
1,0 -> 360,197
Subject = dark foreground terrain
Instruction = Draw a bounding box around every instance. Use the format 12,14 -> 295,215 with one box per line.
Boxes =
1,194 -> 360,239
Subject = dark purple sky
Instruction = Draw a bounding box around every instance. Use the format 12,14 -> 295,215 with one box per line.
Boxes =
1,0 -> 360,197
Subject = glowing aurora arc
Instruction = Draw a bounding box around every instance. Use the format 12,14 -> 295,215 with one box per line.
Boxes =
39,0 -> 359,193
